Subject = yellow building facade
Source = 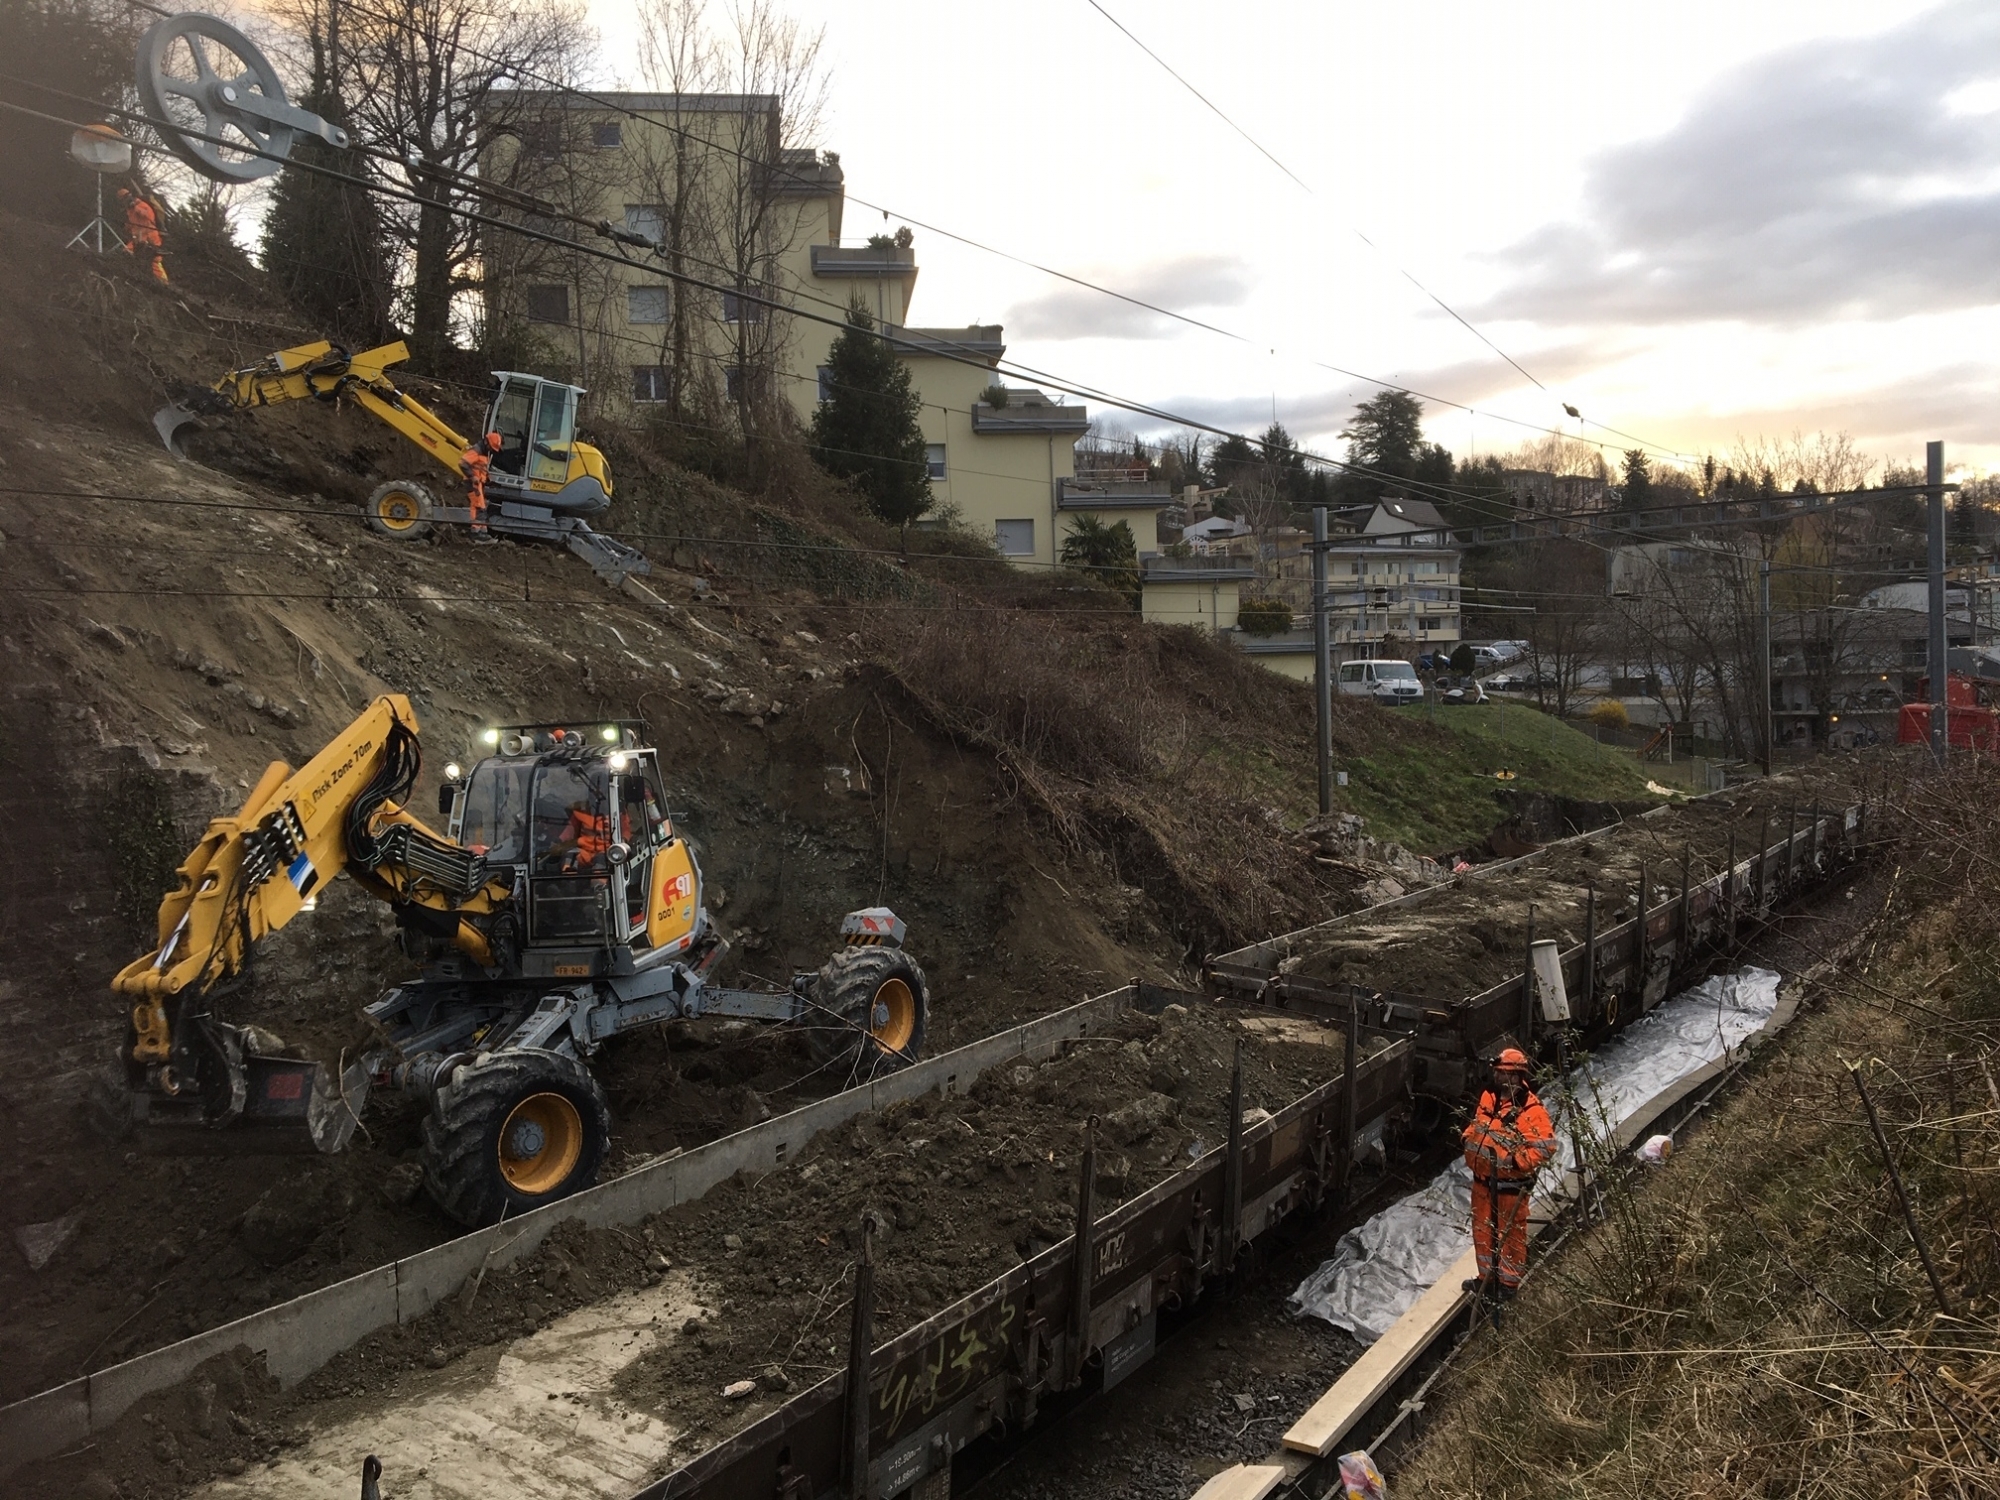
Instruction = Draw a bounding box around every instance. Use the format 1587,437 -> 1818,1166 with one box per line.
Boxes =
483,93 -> 1138,567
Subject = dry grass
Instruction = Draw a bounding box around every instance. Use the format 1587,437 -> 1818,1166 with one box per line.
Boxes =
1396,756 -> 2000,1499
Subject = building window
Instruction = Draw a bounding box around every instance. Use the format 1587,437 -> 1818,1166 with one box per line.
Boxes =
628,285 -> 670,324
995,519 -> 1034,557
623,204 -> 664,246
816,365 -> 833,403
721,290 -> 765,324
525,284 -> 570,324
632,366 -> 671,404
1418,617 -> 1442,632
517,121 -> 563,159
592,121 -> 623,148
926,443 -> 946,480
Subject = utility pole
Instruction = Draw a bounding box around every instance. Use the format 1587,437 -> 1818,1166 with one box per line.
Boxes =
1928,440 -> 1948,764
1759,559 -> 1773,776
1314,504 -> 1333,815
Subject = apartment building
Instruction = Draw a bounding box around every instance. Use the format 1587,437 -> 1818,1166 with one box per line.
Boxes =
481,93 -> 1148,567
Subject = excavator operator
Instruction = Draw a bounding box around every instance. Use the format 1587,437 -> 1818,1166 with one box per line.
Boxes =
461,430 -> 501,538
548,800 -> 611,872
1461,1047 -> 1554,1301
118,186 -> 168,284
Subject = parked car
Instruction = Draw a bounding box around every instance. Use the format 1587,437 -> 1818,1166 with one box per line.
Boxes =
1336,658 -> 1424,705
1469,645 -> 1506,670
1485,672 -> 1526,693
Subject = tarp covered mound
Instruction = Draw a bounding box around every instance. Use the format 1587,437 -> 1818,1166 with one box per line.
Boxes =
1288,966 -> 1782,1343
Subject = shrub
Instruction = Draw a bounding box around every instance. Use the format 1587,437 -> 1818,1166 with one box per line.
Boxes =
1449,642 -> 1476,674
1587,699 -> 1630,731
1237,597 -> 1293,636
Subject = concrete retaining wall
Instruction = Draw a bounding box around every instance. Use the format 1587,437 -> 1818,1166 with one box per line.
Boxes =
0,988 -> 1133,1474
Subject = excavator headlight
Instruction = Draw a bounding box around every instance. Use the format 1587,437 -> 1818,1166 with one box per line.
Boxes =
481,729 -> 500,746
444,762 -> 462,781
601,725 -> 619,743
607,751 -> 629,770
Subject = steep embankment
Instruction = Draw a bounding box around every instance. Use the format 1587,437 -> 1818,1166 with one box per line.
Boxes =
0,209 -> 1657,1414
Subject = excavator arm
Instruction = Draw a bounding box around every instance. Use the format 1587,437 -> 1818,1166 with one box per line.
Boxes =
110,696 -> 507,1145
154,340 -> 469,477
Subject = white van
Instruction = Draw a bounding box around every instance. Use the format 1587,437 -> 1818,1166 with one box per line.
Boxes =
1335,658 -> 1424,705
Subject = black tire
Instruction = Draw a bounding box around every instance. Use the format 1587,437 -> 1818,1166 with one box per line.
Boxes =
364,479 -> 435,540
420,1048 -> 610,1227
805,945 -> 928,1078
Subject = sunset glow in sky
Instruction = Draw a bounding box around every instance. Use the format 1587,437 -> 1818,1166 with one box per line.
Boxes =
574,1 -> 2000,477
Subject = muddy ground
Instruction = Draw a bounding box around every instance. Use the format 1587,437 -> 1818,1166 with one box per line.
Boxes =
11,1000 -> 1368,1498
0,215 -> 1176,1408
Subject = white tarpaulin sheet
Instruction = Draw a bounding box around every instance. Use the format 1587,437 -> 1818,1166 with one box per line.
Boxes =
1288,966 -> 1782,1343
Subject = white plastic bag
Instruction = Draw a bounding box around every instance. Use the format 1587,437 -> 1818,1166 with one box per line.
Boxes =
1637,1133 -> 1674,1165
1338,1449 -> 1387,1500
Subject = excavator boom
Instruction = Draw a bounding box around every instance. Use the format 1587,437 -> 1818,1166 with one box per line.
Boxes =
113,694 -> 492,1056
154,340 -> 468,474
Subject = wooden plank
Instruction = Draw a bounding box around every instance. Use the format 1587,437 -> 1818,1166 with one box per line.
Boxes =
1189,1464 -> 1288,1500
1281,1246 -> 1476,1458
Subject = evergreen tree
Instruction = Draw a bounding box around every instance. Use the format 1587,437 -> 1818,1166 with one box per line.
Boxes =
1336,389 -> 1431,503
259,20 -> 392,344
1620,449 -> 1653,511
811,302 -> 932,535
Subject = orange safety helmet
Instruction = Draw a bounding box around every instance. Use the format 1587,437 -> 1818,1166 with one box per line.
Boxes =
484,430 -> 502,451
1496,1047 -> 1531,1073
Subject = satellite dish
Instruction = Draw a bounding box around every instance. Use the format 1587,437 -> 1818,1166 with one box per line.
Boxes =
70,124 -> 133,174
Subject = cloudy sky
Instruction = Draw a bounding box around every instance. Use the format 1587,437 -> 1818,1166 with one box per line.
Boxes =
587,0 -> 2000,478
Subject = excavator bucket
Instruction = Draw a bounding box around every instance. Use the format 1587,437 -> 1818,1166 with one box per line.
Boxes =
153,400 -> 200,458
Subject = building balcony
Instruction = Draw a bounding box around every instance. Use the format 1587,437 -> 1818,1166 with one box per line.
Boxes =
969,387 -> 1088,434
1060,476 -> 1174,510
1141,553 -> 1258,583
811,244 -> 917,279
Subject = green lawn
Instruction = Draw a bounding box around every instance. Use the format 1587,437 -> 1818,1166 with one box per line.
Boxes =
1335,701 -> 1665,854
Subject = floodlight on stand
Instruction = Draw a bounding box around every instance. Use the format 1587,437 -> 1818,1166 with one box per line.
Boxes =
65,124 -> 132,255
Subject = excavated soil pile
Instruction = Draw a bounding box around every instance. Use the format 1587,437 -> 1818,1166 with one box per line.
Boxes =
1286,771 -> 1866,998
12,1001 -> 1353,1499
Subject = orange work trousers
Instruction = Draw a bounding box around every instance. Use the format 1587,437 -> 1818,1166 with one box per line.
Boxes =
1471,1177 -> 1533,1290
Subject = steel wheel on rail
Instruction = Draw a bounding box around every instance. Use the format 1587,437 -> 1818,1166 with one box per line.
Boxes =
805,944 -> 929,1078
364,480 -> 435,540
421,1048 -> 610,1226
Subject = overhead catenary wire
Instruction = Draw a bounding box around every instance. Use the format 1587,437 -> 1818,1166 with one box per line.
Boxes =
109,0 -> 1700,468
1078,0 -> 1692,466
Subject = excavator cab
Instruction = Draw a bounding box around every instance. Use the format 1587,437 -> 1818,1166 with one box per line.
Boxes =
482,374 -> 610,515
447,726 -> 700,960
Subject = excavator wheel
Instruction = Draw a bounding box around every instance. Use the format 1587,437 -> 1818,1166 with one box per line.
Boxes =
363,480 -> 435,541
805,944 -> 928,1079
420,1048 -> 610,1227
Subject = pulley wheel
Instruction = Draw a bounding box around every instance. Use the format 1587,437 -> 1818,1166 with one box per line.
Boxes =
136,13 -> 293,183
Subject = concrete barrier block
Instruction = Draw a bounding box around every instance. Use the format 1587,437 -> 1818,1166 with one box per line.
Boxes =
0,1378 -> 88,1476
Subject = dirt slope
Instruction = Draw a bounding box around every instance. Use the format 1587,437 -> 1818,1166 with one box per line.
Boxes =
0,215 -> 1165,1405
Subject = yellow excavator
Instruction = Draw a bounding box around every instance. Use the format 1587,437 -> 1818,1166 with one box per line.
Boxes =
106,696 -> 929,1225
155,340 -> 651,586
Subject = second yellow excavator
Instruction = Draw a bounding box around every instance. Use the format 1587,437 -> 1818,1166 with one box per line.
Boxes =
155,339 -> 650,586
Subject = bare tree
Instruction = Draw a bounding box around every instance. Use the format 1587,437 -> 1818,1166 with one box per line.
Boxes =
700,0 -> 829,470
629,0 -> 723,420
1500,538 -> 1606,719
1505,433 -> 1612,481
337,0 -> 594,368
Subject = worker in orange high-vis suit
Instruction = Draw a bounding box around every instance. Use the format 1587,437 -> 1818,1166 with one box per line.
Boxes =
1461,1047 -> 1555,1300
461,430 -> 501,537
118,187 -> 168,283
